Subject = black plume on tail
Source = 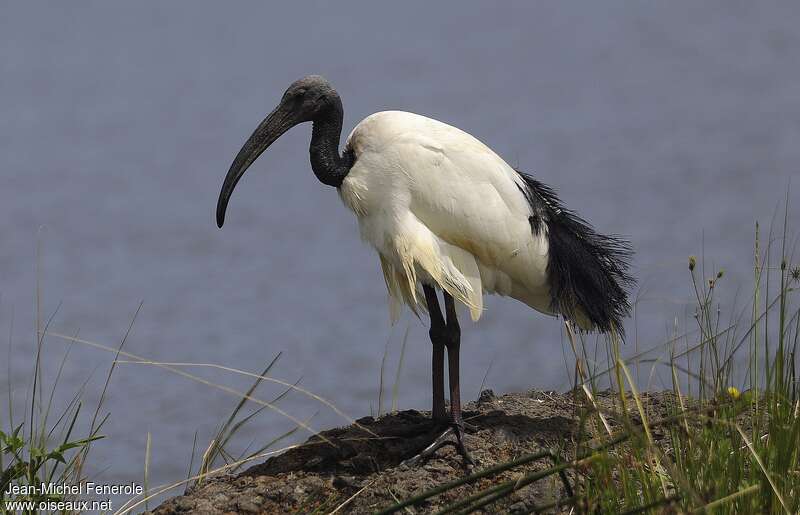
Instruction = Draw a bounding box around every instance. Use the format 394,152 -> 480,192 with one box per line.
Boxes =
517,172 -> 634,335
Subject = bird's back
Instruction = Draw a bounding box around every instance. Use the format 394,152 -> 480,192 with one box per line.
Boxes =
344,111 -> 535,235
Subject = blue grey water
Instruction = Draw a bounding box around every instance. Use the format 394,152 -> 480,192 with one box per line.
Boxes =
1,1 -> 798,507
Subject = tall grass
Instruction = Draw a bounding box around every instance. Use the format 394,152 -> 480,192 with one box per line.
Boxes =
2,292 -> 347,514
567,216 -> 799,514
376,326 -> 410,417
1,313 -> 115,514
189,352 -> 308,488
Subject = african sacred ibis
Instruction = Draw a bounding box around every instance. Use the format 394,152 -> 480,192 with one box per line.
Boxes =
216,75 -> 633,464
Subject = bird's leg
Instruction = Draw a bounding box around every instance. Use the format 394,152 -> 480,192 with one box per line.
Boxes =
423,285 -> 448,422
443,292 -> 474,465
403,290 -> 474,468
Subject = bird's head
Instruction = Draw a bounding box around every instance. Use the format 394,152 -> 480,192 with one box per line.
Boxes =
279,75 -> 340,123
216,75 -> 341,228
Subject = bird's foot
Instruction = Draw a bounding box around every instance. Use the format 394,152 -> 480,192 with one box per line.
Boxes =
402,422 -> 475,468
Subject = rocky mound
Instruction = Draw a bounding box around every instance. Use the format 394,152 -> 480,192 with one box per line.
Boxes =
150,389 -> 676,514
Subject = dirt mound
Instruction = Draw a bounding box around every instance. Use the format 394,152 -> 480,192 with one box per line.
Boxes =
149,389 -> 676,514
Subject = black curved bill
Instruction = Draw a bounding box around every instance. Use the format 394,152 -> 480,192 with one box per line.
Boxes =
216,106 -> 295,227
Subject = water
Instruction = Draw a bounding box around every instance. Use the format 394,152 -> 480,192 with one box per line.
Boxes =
1,1 -> 798,507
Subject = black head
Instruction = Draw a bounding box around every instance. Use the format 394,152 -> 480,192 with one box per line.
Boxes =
278,75 -> 340,123
216,75 -> 341,227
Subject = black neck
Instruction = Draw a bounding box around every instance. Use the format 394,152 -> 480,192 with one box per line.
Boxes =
309,96 -> 352,187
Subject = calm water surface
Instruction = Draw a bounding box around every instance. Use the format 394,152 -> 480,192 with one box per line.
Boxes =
1,1 -> 798,505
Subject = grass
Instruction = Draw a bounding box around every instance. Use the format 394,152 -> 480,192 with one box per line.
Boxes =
31,334 -> 350,514
383,207 -> 799,513
189,352 -> 308,488
1,238 -> 124,513
376,326 -> 411,417
1,281 -> 347,514
1,322 -> 344,514
1,311 -> 117,514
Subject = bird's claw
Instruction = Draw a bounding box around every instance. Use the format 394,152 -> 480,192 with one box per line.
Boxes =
402,422 -> 475,468
450,423 -> 475,466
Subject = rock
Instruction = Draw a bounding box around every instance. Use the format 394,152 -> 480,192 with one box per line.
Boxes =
478,388 -> 496,404
331,475 -> 361,490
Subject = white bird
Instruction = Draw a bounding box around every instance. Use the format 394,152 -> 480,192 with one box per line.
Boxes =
216,75 -> 633,464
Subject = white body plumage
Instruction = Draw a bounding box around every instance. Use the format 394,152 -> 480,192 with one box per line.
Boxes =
339,111 -> 554,323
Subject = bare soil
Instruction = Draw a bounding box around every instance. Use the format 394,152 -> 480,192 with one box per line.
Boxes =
149,389 -> 679,514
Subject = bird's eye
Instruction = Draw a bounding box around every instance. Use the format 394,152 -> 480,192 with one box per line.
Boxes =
295,88 -> 307,98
